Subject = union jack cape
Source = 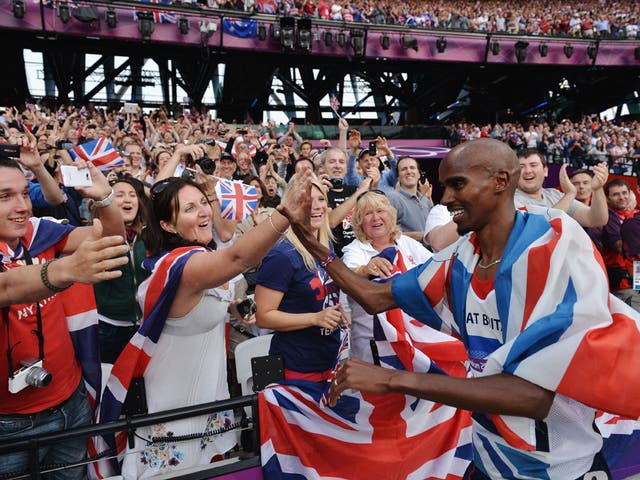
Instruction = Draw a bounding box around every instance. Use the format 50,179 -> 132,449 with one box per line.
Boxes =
259,246 -> 472,479
215,178 -> 258,221
68,136 -> 125,172
89,246 -> 207,478
391,207 -> 640,477
0,218 -> 102,409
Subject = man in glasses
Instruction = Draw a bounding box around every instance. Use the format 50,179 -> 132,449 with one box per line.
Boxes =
284,138 -> 640,480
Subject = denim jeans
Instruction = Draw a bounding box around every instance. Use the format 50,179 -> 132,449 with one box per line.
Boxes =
98,321 -> 137,364
0,381 -> 92,479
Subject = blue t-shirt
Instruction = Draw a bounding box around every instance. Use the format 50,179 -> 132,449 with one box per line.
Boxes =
257,240 -> 340,373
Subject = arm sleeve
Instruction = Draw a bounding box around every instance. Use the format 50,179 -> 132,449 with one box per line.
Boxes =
256,247 -> 294,293
344,154 -> 362,187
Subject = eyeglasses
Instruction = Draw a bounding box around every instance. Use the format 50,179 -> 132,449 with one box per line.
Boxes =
150,178 -> 173,199
356,189 -> 386,203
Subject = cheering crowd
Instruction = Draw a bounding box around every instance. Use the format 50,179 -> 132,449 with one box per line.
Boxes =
1,99 -> 640,479
209,0 -> 640,39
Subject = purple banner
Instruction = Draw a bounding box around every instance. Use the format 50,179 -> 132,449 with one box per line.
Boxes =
1,2 -> 638,66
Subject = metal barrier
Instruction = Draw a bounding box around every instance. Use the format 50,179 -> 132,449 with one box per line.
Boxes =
0,394 -> 260,480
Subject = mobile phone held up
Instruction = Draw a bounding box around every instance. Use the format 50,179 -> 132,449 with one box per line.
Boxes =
61,165 -> 93,188
368,141 -> 377,156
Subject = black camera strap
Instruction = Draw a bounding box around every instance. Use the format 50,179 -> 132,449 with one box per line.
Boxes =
3,243 -> 46,380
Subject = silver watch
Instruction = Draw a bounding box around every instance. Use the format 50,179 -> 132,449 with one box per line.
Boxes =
94,188 -> 115,208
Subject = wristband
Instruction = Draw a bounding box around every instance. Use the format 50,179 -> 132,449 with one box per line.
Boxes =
41,259 -> 71,293
94,188 -> 115,208
268,214 -> 288,236
320,252 -> 337,268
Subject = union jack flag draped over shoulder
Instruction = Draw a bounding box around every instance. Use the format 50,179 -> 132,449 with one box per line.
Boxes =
68,137 -> 125,172
89,246 -> 207,479
215,179 -> 258,221
391,207 -> 640,478
259,246 -> 473,479
0,218 -> 102,409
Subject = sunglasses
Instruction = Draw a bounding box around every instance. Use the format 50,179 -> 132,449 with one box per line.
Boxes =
356,189 -> 386,202
150,178 -> 173,199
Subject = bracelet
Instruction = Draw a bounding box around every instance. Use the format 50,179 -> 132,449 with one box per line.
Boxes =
320,252 -> 337,268
268,213 -> 288,236
94,188 -> 115,208
40,259 -> 71,293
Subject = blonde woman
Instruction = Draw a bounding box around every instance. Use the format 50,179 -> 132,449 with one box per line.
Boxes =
255,180 -> 349,380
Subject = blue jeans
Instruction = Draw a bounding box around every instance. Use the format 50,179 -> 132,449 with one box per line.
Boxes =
0,381 -> 92,479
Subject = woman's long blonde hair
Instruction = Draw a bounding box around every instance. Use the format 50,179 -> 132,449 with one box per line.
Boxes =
282,178 -> 334,271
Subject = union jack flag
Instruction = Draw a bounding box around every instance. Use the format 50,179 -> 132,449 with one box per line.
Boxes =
68,137 -> 125,172
255,0 -> 278,14
330,94 -> 340,117
89,246 -> 207,478
133,0 -> 177,24
215,178 -> 258,221
393,207 -> 640,478
259,245 -> 472,479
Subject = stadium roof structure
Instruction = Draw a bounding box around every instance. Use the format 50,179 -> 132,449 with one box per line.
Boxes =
1,0 -> 639,124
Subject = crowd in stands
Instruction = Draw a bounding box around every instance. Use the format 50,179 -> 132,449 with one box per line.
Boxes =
203,0 -> 640,39
1,98 -> 640,478
450,115 -> 640,175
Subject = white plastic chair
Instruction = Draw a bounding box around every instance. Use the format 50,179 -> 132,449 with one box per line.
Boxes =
234,334 -> 273,396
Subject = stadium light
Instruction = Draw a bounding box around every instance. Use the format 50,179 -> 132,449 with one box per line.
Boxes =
105,7 -> 117,28
538,43 -> 548,57
279,17 -> 295,51
436,37 -> 447,53
337,32 -> 346,48
514,41 -> 529,64
297,18 -> 312,52
58,2 -> 71,24
323,31 -> 333,47
587,42 -> 598,61
178,16 -> 189,35
400,36 -> 418,52
11,0 -> 25,19
270,22 -> 280,39
350,30 -> 365,56
490,41 -> 500,56
563,44 -> 574,59
257,24 -> 267,41
380,34 -> 390,50
137,11 -> 155,41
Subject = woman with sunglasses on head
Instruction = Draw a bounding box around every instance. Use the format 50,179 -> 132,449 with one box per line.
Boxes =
98,172 -> 310,479
91,176 -> 150,364
342,190 -> 432,362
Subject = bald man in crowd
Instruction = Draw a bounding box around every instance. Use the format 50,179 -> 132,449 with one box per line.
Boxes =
283,138 -> 639,480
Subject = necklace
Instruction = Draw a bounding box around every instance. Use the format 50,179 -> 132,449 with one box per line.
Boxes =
477,258 -> 501,270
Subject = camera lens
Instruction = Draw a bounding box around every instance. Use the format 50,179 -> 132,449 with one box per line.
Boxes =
25,366 -> 53,388
197,157 -> 215,175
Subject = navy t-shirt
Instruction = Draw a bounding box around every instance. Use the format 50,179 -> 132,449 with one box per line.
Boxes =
256,240 -> 340,373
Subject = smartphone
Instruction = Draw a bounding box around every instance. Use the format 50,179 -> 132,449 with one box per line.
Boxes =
419,171 -> 428,184
369,141 -> 377,156
61,165 -> 93,187
0,144 -> 20,158
123,102 -> 138,114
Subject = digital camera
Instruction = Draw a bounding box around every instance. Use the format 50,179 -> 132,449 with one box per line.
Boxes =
8,358 -> 53,394
237,298 -> 257,318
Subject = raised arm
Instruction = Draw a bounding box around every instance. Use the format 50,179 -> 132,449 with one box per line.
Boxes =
0,234 -> 128,307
